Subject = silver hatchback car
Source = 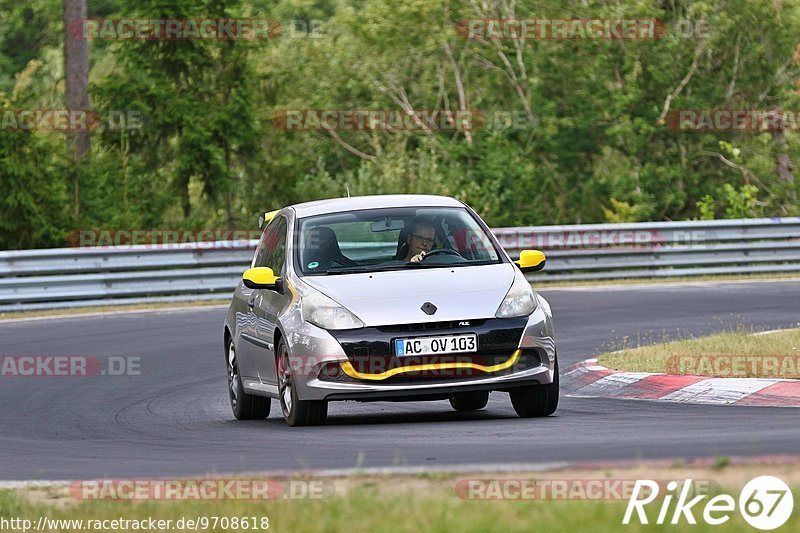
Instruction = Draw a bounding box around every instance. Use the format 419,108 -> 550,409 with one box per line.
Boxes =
223,194 -> 558,426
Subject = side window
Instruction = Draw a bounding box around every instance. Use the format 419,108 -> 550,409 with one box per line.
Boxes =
253,216 -> 288,275
253,226 -> 273,268
268,217 -> 288,275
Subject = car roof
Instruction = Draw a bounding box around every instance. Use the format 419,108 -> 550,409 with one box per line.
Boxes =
289,194 -> 464,218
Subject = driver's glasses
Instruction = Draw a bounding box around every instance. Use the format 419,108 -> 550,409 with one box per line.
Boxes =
411,234 -> 434,246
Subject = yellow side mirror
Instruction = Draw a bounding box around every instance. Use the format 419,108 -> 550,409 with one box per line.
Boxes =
243,267 -> 280,290
515,250 -> 546,272
258,209 -> 281,229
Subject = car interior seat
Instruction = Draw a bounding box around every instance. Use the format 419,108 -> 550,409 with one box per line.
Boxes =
303,226 -> 356,270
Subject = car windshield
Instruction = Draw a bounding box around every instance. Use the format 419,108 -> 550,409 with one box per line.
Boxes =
295,207 -> 502,275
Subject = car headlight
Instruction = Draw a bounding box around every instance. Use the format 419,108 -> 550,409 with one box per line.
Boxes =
495,275 -> 538,318
301,290 -> 365,330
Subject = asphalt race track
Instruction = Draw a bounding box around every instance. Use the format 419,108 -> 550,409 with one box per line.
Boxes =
1,280 -> 799,480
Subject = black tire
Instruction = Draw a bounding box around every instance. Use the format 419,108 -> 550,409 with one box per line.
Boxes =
227,341 -> 271,420
277,339 -> 327,427
510,360 -> 559,418
449,391 -> 490,411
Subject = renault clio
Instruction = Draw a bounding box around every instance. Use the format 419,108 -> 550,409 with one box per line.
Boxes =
223,195 -> 557,426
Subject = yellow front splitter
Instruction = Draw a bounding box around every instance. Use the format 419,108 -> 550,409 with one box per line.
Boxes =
339,349 -> 522,381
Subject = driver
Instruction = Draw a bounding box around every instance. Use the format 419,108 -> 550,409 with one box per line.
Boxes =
403,220 -> 436,262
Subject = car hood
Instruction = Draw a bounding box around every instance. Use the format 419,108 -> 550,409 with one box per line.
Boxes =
301,263 -> 516,326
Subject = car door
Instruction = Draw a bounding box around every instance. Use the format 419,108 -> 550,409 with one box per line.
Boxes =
236,217 -> 284,382
252,215 -> 289,386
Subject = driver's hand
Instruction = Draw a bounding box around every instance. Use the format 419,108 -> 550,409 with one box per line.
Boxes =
410,251 -> 426,263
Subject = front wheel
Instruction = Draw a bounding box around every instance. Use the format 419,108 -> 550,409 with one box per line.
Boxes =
277,339 -> 327,426
509,361 -> 559,418
227,341 -> 271,420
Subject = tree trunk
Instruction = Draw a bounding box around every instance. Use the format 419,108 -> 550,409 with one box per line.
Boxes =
63,0 -> 91,161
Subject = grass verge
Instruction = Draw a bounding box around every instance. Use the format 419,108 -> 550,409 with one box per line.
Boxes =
599,328 -> 800,378
2,463 -> 799,532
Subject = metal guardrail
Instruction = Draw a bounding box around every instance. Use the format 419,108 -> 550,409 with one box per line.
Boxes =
1,217 -> 799,312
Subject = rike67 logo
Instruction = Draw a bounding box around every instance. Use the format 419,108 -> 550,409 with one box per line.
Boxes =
624,476 -> 794,530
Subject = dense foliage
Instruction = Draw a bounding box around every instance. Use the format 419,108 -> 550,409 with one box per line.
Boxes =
1,0 -> 799,249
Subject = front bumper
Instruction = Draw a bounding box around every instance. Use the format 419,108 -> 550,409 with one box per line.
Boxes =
308,363 -> 553,402
289,305 -> 556,401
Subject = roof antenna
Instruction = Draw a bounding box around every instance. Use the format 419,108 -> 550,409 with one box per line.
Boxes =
346,184 -> 351,198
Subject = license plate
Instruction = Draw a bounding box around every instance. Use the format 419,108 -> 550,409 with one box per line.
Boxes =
395,334 -> 478,356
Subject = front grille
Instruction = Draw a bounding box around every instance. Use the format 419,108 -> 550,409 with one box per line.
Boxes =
376,319 -> 486,333
327,316 -> 530,378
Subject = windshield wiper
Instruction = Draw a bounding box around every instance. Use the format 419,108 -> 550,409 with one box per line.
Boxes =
313,260 -> 496,275
317,263 -> 417,275
316,266 -> 371,275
